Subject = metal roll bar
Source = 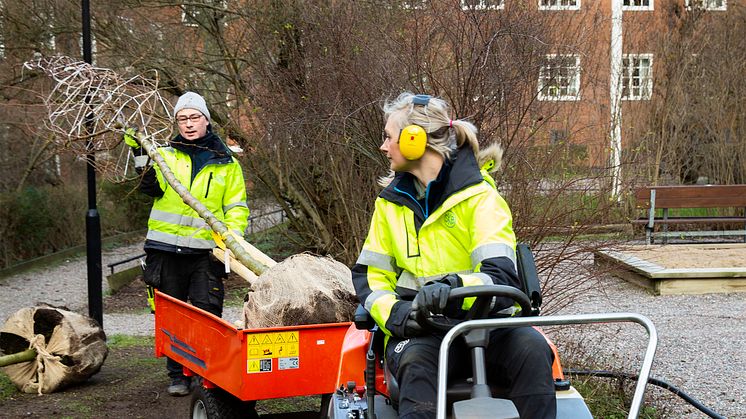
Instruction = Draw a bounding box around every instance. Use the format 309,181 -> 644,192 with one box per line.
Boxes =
436,313 -> 658,419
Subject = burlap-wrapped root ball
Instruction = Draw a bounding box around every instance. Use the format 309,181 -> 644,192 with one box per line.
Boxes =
0,305 -> 108,394
242,253 -> 358,328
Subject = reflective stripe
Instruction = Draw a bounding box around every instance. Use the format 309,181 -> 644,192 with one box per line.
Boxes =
496,305 -> 519,316
370,293 -> 398,334
460,272 -> 494,287
357,250 -> 401,274
471,272 -> 494,286
147,230 -> 215,249
397,270 -> 472,290
149,209 -> 208,229
364,289 -> 397,312
397,271 -> 427,290
470,243 -> 516,268
224,201 -> 248,212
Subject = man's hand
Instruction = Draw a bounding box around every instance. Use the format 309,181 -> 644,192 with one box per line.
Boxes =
123,127 -> 151,169
123,127 -> 140,149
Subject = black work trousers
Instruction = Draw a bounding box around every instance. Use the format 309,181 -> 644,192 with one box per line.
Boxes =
145,250 -> 225,380
385,326 -> 557,419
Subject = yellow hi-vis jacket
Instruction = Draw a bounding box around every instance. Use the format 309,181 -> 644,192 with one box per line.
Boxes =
352,147 -> 518,338
145,136 -> 249,252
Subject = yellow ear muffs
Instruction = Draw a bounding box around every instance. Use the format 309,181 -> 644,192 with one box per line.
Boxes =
399,125 -> 427,160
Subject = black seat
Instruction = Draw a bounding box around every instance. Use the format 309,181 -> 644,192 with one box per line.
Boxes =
516,244 -> 542,316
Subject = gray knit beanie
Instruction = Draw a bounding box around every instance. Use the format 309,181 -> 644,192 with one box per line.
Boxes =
174,91 -> 210,122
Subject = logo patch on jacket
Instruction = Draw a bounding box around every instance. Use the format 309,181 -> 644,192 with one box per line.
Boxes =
394,339 -> 409,353
444,210 -> 457,228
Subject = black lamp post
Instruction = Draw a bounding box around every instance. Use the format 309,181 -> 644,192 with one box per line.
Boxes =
81,0 -> 103,327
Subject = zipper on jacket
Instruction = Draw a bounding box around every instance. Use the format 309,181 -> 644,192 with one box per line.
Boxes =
204,172 -> 213,198
404,214 -> 421,257
394,186 -> 428,219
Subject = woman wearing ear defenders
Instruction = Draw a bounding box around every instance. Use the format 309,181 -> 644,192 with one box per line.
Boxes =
352,92 -> 556,418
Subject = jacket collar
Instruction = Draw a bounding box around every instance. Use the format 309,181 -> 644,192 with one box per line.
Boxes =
380,146 -> 484,219
170,131 -> 232,163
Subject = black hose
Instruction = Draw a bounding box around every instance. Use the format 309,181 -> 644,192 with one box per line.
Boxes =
566,369 -> 726,419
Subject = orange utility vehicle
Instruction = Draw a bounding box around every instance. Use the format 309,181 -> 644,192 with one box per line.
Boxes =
154,246 -> 658,419
154,291 -> 350,417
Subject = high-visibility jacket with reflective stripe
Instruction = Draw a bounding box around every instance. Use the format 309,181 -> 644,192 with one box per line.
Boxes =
147,145 -> 249,251
352,147 -> 518,338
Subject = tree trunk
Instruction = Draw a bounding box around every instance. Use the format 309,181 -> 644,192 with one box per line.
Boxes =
0,349 -> 36,368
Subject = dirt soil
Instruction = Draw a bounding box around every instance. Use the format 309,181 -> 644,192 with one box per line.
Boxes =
0,273 -> 322,419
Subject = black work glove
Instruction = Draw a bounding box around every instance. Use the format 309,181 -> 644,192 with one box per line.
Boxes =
416,274 -> 463,316
416,282 -> 451,315
385,301 -> 424,338
124,126 -> 150,170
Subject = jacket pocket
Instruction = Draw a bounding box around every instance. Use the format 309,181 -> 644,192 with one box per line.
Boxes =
204,172 -> 213,198
143,251 -> 163,288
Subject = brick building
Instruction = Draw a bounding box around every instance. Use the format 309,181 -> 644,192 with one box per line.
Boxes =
459,0 -> 740,190
0,0 -> 742,191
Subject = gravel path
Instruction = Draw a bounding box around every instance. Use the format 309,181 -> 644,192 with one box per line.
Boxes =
1,244 -> 743,418
550,251 -> 745,419
0,244 -> 245,336
0,243 -> 146,316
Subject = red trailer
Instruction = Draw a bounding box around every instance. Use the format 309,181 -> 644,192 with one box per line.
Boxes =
154,291 -> 350,417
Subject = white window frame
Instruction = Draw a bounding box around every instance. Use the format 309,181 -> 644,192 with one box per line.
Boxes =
621,53 -> 653,101
538,54 -> 581,101
402,0 -> 427,10
182,4 -> 202,27
461,0 -> 505,10
623,0 -> 654,11
182,1 -> 228,26
685,0 -> 727,10
538,0 -> 580,11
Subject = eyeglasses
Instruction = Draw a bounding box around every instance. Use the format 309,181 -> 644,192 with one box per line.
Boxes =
176,114 -> 203,124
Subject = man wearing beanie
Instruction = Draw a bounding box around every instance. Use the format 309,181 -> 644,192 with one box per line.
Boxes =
126,91 -> 249,397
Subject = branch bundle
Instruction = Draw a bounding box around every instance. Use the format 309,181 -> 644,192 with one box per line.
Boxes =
24,56 -> 173,181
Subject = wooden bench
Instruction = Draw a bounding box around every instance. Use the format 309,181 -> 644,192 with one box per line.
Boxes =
633,185 -> 746,244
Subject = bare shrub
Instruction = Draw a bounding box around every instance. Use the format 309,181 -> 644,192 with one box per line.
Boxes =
5,1 -> 628,309
627,4 -> 746,186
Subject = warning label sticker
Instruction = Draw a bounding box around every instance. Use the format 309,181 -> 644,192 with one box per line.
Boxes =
278,357 -> 299,370
247,358 -> 272,373
247,331 -> 300,360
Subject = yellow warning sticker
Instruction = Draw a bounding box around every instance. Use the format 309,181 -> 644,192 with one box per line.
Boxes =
247,331 -> 300,360
247,358 -> 272,373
